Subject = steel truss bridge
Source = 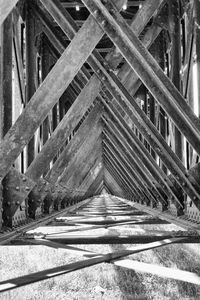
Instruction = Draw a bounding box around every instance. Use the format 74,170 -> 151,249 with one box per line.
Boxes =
1,0 -> 200,294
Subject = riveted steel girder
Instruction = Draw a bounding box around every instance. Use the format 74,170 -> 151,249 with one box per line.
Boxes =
102,102 -> 182,208
103,136 -> 157,205
0,9 -> 105,180
46,102 -> 103,183
82,0 -> 200,159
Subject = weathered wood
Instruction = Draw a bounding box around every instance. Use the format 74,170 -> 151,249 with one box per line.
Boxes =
0,13 -> 105,181
0,0 -> 19,26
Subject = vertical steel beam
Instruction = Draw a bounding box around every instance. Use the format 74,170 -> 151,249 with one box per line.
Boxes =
1,13 -> 13,136
0,13 -> 105,180
194,0 -> 200,118
1,13 -> 13,227
41,37 -> 50,147
26,3 -> 36,166
169,0 -> 183,161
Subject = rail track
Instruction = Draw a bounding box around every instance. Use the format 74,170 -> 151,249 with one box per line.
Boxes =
0,194 -> 200,293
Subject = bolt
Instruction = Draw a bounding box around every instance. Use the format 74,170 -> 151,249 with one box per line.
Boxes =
16,186 -> 20,191
102,76 -> 106,81
103,61 -> 108,68
193,196 -> 197,201
93,9 -> 99,16
101,20 -> 107,27
22,177 -> 27,182
16,201 -> 20,205
7,202 -> 11,206
25,187 -> 30,191
109,8 -> 115,15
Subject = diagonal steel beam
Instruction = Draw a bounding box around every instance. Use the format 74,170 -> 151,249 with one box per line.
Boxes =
103,138 -> 156,205
102,102 -> 181,207
25,75 -> 102,181
41,0 -> 166,70
105,0 -> 166,68
0,237 -> 182,292
83,168 -> 104,198
82,0 -> 200,157
117,21 -> 162,86
0,10 -> 105,180
104,155 -> 135,196
62,143 -> 102,191
58,129 -> 102,186
104,157 -> 137,200
104,169 -> 125,197
78,158 -> 103,192
103,128 -> 159,205
103,149 -> 143,201
45,102 -> 103,183
103,134 -> 160,205
93,52 -> 200,208
0,0 -> 19,26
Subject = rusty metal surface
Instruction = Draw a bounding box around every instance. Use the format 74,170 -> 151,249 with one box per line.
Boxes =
83,0 -> 200,156
2,168 -> 35,226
